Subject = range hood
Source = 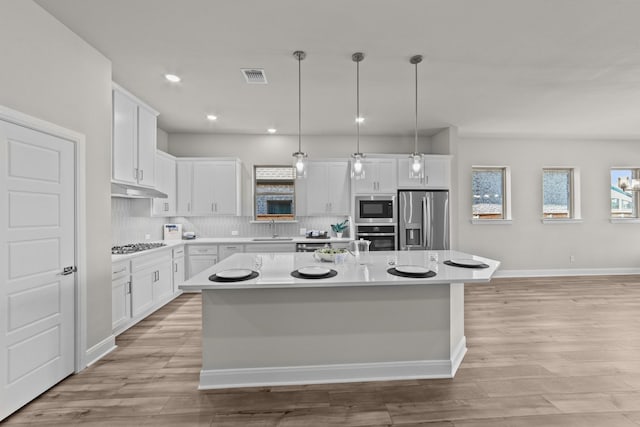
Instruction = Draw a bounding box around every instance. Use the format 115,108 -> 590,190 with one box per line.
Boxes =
111,182 -> 168,199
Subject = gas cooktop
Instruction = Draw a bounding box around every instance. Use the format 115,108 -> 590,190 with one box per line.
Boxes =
111,242 -> 166,255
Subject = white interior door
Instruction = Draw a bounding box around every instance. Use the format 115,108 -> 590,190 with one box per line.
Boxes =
0,119 -> 75,420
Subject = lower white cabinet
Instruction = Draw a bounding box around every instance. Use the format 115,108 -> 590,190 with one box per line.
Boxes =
188,245 -> 218,278
219,244 -> 244,261
112,246 -> 181,335
172,247 -> 185,293
111,261 -> 131,332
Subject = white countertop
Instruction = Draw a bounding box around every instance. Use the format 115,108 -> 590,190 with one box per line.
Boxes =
111,237 -> 352,263
180,250 -> 500,290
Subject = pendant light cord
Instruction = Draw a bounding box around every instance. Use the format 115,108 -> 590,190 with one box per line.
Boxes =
414,60 -> 418,154
356,58 -> 360,153
298,53 -> 302,153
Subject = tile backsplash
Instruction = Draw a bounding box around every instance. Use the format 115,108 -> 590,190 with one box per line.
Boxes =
112,197 -> 352,245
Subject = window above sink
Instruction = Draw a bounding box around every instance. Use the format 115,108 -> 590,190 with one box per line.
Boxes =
253,165 -> 296,222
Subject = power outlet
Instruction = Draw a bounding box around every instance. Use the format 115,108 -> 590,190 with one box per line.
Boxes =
231,230 -> 239,236
300,228 -> 307,236
570,255 -> 575,263
144,234 -> 151,240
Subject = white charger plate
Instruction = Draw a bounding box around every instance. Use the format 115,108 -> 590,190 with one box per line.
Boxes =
297,266 -> 331,277
449,258 -> 485,267
395,265 -> 430,275
216,268 -> 253,279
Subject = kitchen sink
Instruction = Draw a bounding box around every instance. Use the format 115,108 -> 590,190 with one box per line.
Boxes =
251,237 -> 294,241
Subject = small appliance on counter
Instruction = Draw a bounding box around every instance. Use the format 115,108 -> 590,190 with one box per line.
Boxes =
163,223 -> 182,240
306,230 -> 329,239
183,231 -> 196,240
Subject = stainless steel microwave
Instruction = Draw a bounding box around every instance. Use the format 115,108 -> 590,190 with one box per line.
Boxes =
355,195 -> 396,223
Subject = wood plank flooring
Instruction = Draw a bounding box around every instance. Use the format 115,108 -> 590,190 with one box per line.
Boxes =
5,275 -> 640,426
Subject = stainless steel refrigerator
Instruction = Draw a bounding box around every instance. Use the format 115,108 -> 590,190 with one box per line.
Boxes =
398,190 -> 449,250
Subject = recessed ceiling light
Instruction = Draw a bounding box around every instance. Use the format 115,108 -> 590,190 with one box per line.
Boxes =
267,128 -> 277,134
165,74 -> 181,83
355,117 -> 365,123
206,114 -> 217,121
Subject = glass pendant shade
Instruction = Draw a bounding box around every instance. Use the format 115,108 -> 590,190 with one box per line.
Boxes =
293,152 -> 307,179
409,153 -> 424,180
351,153 -> 366,180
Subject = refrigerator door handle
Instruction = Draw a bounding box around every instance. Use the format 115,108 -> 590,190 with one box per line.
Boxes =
443,197 -> 449,249
422,196 -> 429,249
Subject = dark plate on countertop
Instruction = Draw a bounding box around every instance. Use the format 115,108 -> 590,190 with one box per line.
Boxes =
291,269 -> 338,279
209,271 -> 259,282
444,259 -> 489,269
387,267 -> 436,278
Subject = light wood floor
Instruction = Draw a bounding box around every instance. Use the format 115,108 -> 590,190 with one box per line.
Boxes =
5,275 -> 640,426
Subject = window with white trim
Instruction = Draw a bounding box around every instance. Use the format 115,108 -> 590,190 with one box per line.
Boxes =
611,168 -> 639,218
472,167 -> 511,221
543,168 -> 577,219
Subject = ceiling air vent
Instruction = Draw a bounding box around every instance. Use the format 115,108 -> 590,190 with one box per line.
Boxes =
241,68 -> 267,84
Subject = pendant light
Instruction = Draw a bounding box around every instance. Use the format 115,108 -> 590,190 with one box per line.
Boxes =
351,52 -> 366,180
292,50 -> 308,179
409,55 -> 424,180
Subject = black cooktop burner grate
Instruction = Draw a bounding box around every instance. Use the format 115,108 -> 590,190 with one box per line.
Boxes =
111,242 -> 166,255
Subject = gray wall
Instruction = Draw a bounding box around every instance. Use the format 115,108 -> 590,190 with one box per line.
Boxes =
457,136 -> 640,272
0,1 -> 113,348
157,128 -> 169,153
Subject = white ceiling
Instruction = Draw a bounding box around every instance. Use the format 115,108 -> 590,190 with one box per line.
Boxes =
35,0 -> 640,138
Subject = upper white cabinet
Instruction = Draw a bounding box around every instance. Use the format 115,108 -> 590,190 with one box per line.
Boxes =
353,158 -> 397,194
152,151 -> 176,217
397,155 -> 451,189
304,161 -> 350,216
176,161 -> 193,216
112,84 -> 158,188
177,159 -> 241,216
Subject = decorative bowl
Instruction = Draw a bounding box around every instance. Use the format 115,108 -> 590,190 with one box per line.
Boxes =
313,248 -> 348,262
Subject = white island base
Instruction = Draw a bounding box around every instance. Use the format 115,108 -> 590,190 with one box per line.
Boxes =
181,250 -> 499,389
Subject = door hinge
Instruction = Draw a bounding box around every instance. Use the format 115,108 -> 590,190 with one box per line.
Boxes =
58,266 -> 77,276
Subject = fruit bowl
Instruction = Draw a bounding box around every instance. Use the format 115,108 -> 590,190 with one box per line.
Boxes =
313,248 -> 348,262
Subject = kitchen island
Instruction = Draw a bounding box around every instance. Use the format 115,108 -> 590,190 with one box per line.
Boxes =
181,250 -> 499,389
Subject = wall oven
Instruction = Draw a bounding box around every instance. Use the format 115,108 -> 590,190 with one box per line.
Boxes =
356,225 -> 396,251
355,195 -> 396,223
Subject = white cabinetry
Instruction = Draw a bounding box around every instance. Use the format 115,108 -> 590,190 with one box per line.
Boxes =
177,159 -> 241,216
219,244 -> 244,261
176,161 -> 193,215
131,250 -> 172,317
397,155 -> 451,189
172,246 -> 185,293
188,245 -> 218,278
112,84 -> 158,188
353,158 -> 397,194
152,151 -> 176,216
244,243 -> 296,253
304,161 -> 350,216
111,261 -> 131,333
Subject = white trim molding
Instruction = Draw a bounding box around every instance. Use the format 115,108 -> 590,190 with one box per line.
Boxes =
85,335 -> 116,367
450,337 -> 467,376
0,105 -> 88,373
199,359 -> 460,390
495,268 -> 640,278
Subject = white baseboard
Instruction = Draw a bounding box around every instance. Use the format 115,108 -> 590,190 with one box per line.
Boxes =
84,334 -> 116,367
199,359 -> 457,390
494,267 -> 640,278
450,337 -> 467,376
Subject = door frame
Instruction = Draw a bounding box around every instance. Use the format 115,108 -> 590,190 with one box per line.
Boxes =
0,105 -> 88,373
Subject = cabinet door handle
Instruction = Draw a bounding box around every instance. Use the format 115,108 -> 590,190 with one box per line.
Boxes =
215,203 -> 218,212
126,281 -> 131,294
134,168 -> 138,180
113,267 -> 127,275
140,169 -> 144,181
187,202 -> 191,212
174,263 -> 178,273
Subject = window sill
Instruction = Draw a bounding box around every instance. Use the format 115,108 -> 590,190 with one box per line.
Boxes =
610,218 -> 640,224
541,218 -> 583,224
470,218 -> 513,225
